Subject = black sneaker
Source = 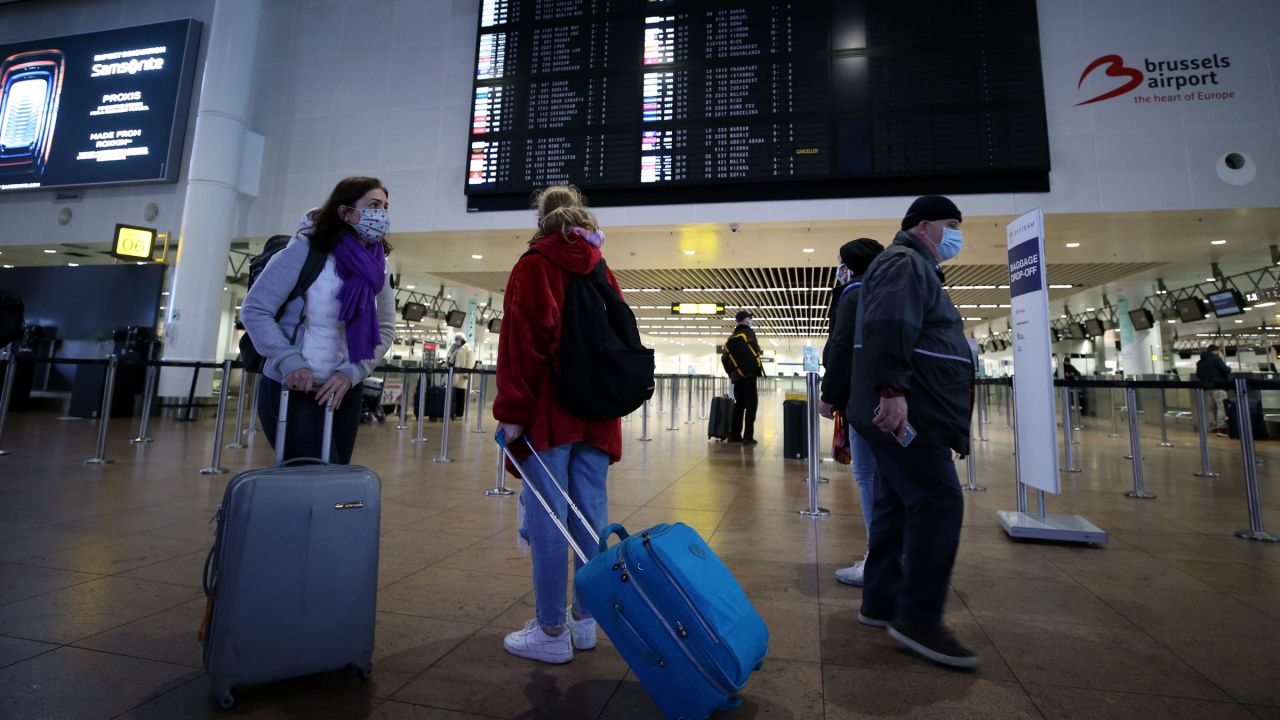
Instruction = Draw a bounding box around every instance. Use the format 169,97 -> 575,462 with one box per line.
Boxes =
888,624 -> 980,669
857,609 -> 891,628
742,437 -> 758,446
727,436 -> 743,443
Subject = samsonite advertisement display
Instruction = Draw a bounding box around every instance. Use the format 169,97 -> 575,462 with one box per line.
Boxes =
0,19 -> 201,193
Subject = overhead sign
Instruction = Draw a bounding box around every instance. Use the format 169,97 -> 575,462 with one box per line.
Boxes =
0,20 -> 201,193
671,302 -> 725,315
111,223 -> 155,260
1006,207 -> 1060,494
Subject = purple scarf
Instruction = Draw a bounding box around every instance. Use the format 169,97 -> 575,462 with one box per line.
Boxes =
333,232 -> 385,363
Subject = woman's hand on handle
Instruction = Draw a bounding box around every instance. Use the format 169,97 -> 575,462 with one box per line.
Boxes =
496,422 -> 524,445
316,373 -> 353,408
284,368 -> 315,393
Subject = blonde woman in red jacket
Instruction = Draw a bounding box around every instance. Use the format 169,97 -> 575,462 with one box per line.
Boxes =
494,186 -> 623,664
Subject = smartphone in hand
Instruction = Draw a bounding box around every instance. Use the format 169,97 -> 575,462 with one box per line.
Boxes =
874,405 -> 917,447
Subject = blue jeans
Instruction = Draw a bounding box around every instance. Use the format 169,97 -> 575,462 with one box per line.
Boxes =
519,442 -> 610,631
849,427 -> 877,539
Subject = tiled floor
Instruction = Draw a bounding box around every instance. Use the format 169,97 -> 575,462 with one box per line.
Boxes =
0,385 -> 1277,719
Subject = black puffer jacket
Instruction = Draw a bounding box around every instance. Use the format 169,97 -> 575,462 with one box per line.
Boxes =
820,279 -> 864,414
851,231 -> 973,453
1195,350 -> 1232,385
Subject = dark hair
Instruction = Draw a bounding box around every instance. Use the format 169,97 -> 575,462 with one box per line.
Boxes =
309,176 -> 392,256
1207,344 -> 1220,352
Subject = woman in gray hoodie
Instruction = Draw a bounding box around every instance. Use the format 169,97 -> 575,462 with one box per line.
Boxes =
240,176 -> 396,463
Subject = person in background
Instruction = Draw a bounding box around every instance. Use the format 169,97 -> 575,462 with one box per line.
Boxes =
242,176 -> 395,464
850,195 -> 978,669
818,238 -> 885,587
1062,356 -> 1080,380
448,334 -> 475,418
726,310 -> 764,445
1196,344 -> 1232,434
493,185 -> 621,664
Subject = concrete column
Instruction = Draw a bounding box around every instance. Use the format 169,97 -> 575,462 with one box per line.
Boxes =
1117,283 -> 1163,376
159,0 -> 264,396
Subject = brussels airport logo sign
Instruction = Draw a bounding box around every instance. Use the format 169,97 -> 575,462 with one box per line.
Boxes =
1075,53 -> 1236,106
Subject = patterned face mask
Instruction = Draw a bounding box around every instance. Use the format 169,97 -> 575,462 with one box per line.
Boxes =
835,263 -> 853,285
349,208 -> 389,243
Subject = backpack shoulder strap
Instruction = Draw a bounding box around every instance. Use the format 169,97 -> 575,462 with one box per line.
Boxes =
274,242 -> 327,322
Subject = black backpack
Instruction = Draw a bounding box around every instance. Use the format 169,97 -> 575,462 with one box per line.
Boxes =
529,250 -> 655,420
238,235 -> 326,373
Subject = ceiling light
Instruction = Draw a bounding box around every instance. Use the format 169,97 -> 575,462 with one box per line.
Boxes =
1205,277 -> 1216,283
471,254 -> 483,260
1235,320 -> 1244,324
67,263 -> 79,267
43,249 -> 56,254
2,265 -> 12,269
683,250 -> 695,255
1065,242 -> 1080,248
802,248 -> 815,253
1167,319 -> 1176,324
406,285 -> 415,290
1211,239 -> 1226,245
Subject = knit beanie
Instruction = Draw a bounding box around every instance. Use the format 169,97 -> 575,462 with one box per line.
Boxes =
839,238 -> 885,276
901,195 -> 962,231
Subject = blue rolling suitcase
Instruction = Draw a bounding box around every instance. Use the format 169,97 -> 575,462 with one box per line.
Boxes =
200,388 -> 381,709
498,435 -> 768,719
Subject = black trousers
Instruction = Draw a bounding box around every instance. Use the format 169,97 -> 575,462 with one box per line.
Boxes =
730,377 -> 758,440
257,376 -> 362,464
861,440 -> 964,629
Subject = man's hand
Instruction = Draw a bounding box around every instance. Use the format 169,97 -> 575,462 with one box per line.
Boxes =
284,368 -> 315,392
818,400 -> 836,419
315,373 -> 353,408
496,422 -> 524,445
874,395 -> 909,441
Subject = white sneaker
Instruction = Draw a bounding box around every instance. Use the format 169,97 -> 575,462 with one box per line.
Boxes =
567,610 -> 597,650
835,560 -> 866,587
503,619 -> 573,664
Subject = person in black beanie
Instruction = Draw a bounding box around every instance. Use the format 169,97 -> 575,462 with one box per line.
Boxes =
849,194 -> 979,668
819,238 -> 885,587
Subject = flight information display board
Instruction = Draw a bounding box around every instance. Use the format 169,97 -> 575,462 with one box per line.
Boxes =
0,20 -> 201,193
465,0 -> 1049,210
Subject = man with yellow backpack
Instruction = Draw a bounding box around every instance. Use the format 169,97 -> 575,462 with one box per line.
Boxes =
722,311 -> 764,445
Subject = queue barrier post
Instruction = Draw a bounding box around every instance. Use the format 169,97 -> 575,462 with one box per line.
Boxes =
226,364 -> 249,449
434,365 -> 455,464
1123,385 -> 1155,499
0,344 -> 16,456
1193,388 -> 1220,478
1060,385 -> 1081,473
667,376 -> 679,432
201,359 -> 233,475
396,369 -> 410,430
411,370 -> 428,444
84,355 -> 119,465
473,371 -> 489,433
130,347 -> 159,445
1234,378 -> 1278,542
638,397 -> 652,441
797,371 -> 830,517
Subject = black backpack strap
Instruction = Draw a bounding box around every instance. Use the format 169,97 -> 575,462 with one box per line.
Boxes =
274,243 -> 327,323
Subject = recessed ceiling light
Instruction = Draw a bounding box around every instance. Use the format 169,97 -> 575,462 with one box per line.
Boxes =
1211,240 -> 1227,245
1065,242 -> 1080,248
406,285 -> 415,290
802,248 -> 815,253
67,263 -> 79,267
1205,277 -> 1215,282
684,250 -> 695,255
471,254 -> 483,260
1235,319 -> 1244,324
2,264 -> 12,269
43,249 -> 56,254
1086,307 -> 1096,312
1167,320 -> 1176,324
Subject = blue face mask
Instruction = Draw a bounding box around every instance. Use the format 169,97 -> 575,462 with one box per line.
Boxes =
937,226 -> 964,261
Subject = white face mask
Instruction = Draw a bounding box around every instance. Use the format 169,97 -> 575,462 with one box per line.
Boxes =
349,207 -> 389,243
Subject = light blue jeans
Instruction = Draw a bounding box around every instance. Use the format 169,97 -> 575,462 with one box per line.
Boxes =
849,427 -> 878,539
519,442 -> 610,631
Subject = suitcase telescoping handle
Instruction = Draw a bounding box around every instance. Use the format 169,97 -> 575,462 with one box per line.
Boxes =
274,385 -> 335,466
494,432 -> 602,564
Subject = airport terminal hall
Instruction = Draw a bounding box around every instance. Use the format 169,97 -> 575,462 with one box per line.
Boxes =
3,0 -> 1280,718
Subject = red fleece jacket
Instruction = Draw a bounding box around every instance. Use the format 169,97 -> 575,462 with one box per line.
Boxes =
493,233 -> 623,467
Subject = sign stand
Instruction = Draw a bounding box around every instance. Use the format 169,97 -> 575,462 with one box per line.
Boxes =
994,209 -> 1108,545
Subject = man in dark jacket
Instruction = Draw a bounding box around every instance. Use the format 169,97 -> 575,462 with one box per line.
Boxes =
850,195 -> 978,669
726,311 -> 763,445
1196,345 -> 1232,431
818,238 -> 884,587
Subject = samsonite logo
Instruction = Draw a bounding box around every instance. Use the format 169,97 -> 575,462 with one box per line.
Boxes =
1076,53 -> 1233,106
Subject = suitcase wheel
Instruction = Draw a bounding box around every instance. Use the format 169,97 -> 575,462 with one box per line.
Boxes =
353,662 -> 373,680
217,690 -> 235,709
